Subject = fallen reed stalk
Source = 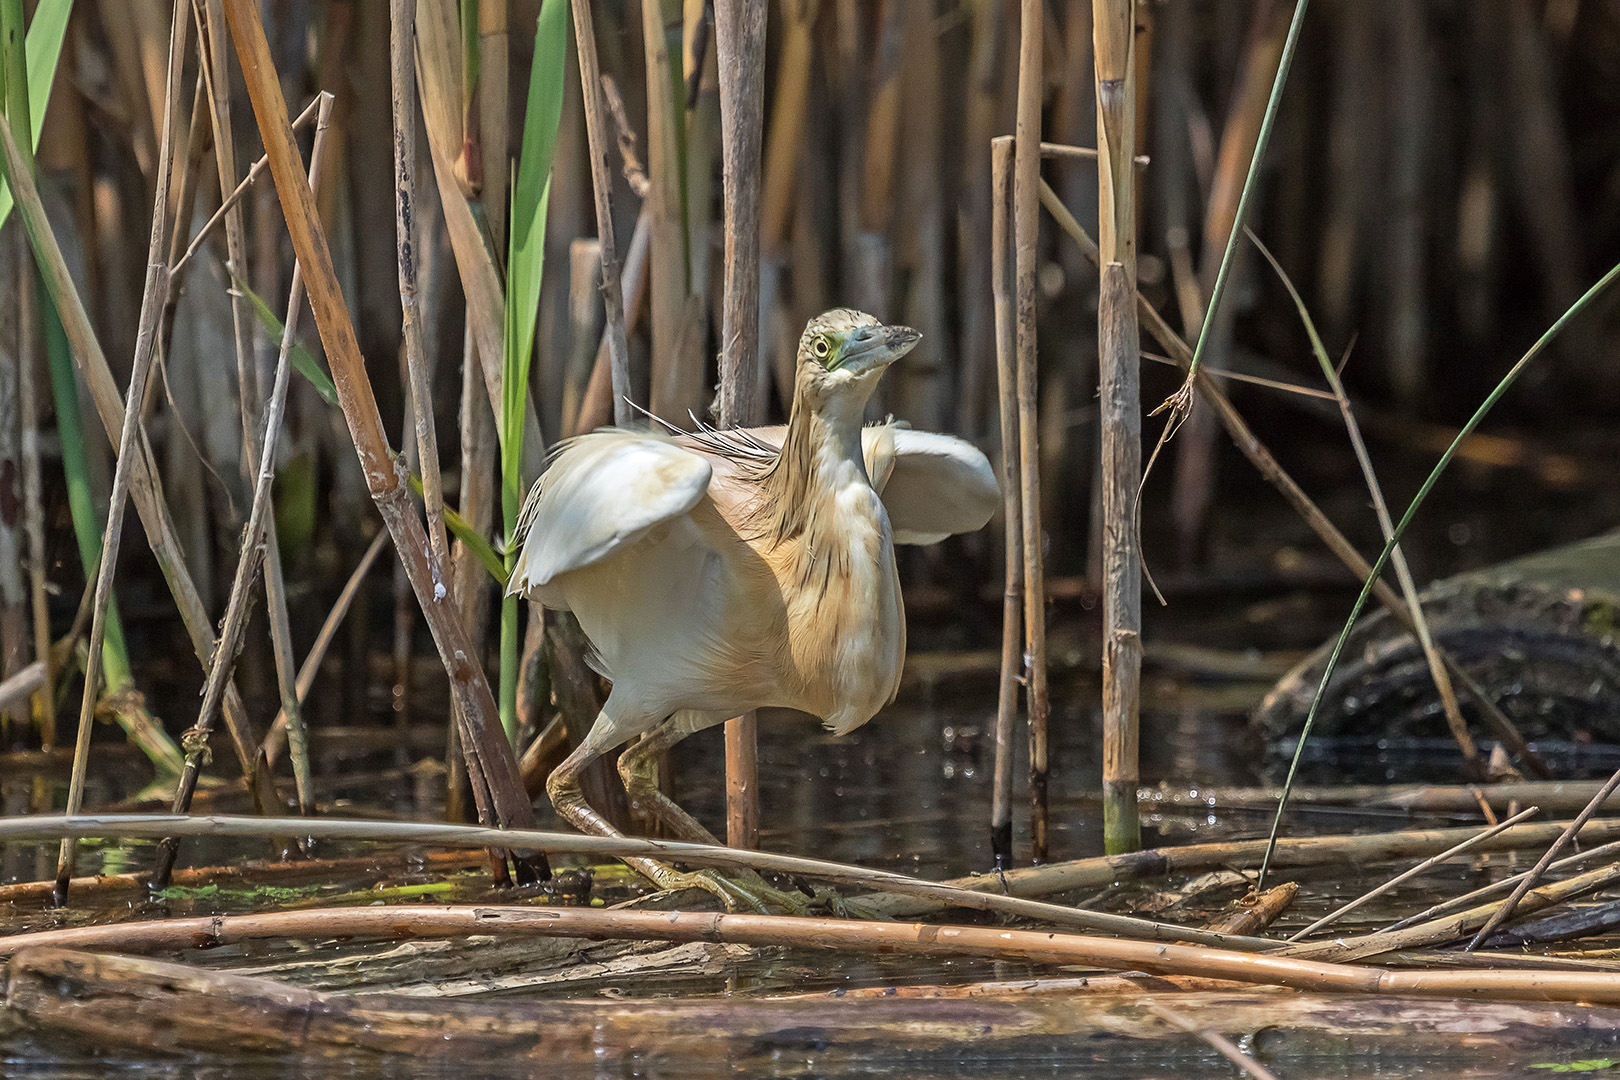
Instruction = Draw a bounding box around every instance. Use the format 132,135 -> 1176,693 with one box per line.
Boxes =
0,813 -> 1257,946
1263,255 -> 1620,886
1384,838 -> 1620,933
1467,763 -> 1620,950
989,135 -> 1020,870
1287,805 -> 1539,941
860,816 -> 1620,918
1093,0 -> 1143,859
8,909 -> 1620,1007
219,0 -> 538,858
1286,853 -> 1620,963
55,0 -> 188,903
1207,881 -> 1298,937
0,849 -> 484,906
1013,0 -> 1049,864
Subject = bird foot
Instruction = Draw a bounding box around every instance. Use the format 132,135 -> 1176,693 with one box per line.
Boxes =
640,863 -> 812,915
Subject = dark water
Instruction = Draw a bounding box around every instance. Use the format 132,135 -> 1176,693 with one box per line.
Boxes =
0,688 -> 1612,1077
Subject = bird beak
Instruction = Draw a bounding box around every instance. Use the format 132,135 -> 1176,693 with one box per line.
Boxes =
835,324 -> 920,375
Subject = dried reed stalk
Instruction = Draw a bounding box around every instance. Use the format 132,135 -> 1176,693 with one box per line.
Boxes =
573,207 -> 651,434
55,0 -> 188,902
713,0 -> 767,851
1288,805 -> 1538,942
0,78 -> 269,812
13,908 -> 1620,1007
0,812 -> 1261,944
413,0 -> 544,478
1092,0 -> 1142,856
197,0 -> 313,816
477,0 -> 509,248
447,330 -> 495,821
1037,182 -> 1548,779
1013,0 -> 1048,863
151,93 -> 338,890
1466,764 -> 1620,950
862,815 -> 1620,920
569,0 -> 631,426
261,528 -> 393,767
218,0 -> 538,856
642,0 -> 692,420
989,136 -> 1020,870
391,0 -> 450,571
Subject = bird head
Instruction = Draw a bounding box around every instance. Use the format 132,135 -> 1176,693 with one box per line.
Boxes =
794,309 -> 919,414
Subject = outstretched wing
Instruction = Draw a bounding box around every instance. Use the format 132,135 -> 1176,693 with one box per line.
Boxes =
508,430 -> 713,596
870,428 -> 1000,545
676,420 -> 998,546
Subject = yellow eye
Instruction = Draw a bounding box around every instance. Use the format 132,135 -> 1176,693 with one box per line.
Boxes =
813,335 -> 830,359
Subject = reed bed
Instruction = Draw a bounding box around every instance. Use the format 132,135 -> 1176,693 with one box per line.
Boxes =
0,0 -> 1612,1067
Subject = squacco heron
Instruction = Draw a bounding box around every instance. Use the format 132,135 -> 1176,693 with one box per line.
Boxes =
509,309 -> 998,905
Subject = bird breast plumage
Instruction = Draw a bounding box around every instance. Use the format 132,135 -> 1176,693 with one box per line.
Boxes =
760,457 -> 905,735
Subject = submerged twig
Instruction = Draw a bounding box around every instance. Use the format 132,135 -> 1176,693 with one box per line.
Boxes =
1143,1001 -> 1280,1080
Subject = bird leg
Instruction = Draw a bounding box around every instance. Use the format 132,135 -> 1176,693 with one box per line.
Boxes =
616,712 -> 726,845
616,713 -> 814,916
547,726 -> 802,913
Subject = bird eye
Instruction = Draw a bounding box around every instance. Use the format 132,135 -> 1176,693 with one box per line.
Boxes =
813,336 -> 830,359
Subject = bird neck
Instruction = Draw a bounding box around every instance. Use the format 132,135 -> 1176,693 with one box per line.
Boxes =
754,392 -> 869,545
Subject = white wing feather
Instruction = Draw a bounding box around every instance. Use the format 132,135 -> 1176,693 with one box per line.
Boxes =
508,431 -> 712,596
875,428 -> 1000,545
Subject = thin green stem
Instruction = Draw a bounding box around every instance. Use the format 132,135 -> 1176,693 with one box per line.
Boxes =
1258,257 -> 1620,886
1185,0 -> 1309,381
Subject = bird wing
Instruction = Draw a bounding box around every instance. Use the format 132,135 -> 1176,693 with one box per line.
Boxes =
870,427 -> 1001,545
683,421 -> 999,545
508,430 -> 714,595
